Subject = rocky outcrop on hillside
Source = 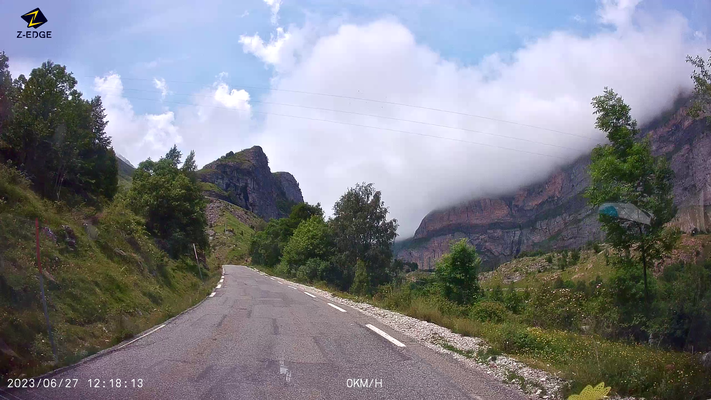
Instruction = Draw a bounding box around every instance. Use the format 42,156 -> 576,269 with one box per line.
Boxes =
198,146 -> 304,220
397,98 -> 711,270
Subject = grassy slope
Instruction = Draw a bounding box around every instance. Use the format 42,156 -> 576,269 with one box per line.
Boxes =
116,155 -> 135,190
205,198 -> 263,268
480,234 -> 711,290
0,166 -> 219,380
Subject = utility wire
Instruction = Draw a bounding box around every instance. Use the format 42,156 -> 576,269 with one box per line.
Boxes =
111,86 -> 592,152
122,95 -> 568,160
86,75 -> 596,140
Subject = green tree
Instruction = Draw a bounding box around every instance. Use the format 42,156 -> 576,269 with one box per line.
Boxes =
249,202 -> 322,267
585,88 -> 678,307
434,239 -> 481,305
0,59 -> 117,201
686,49 -> 711,117
350,260 -> 371,295
490,284 -> 504,302
504,283 -> 523,314
129,146 -> 208,257
282,215 -> 334,268
330,183 -> 398,291
0,52 -> 15,143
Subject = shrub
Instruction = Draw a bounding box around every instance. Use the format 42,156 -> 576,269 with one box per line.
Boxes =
435,239 -> 481,305
470,301 -> 510,323
503,285 -> 524,314
295,258 -> 322,282
524,285 -> 586,331
350,260 -> 371,295
282,216 -> 333,267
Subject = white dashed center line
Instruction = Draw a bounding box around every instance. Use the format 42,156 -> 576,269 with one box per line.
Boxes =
289,286 -> 297,290
327,303 -> 347,313
304,292 -> 317,298
366,324 -> 406,347
277,281 -> 284,285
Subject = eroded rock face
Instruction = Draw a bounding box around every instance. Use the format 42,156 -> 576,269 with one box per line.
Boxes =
397,99 -> 711,270
199,146 -> 304,220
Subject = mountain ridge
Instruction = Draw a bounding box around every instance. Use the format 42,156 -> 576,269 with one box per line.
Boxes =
197,146 -> 304,220
396,97 -> 711,270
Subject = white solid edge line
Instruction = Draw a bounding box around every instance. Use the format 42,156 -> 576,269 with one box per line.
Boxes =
289,286 -> 297,290
304,292 -> 317,298
366,324 -> 406,347
209,292 -> 216,297
327,303 -> 347,313
216,284 -> 222,289
117,324 -> 166,349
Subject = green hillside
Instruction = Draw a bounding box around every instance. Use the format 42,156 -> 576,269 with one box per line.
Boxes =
116,155 -> 135,188
0,164 -> 219,380
480,234 -> 711,290
205,197 -> 264,267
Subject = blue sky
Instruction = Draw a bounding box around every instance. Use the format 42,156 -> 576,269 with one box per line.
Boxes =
1,0 -> 709,236
4,0 -> 707,115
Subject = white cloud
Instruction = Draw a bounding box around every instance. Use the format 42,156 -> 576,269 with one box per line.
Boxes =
101,1 -> 708,237
94,74 -> 181,163
249,6 -> 706,236
264,0 -> 282,25
97,72 -> 256,167
153,77 -> 169,100
240,10 -> 249,18
572,14 -> 586,23
597,0 -> 642,29
239,27 -> 300,72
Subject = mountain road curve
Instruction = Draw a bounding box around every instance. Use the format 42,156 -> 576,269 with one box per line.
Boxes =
3,265 -> 527,400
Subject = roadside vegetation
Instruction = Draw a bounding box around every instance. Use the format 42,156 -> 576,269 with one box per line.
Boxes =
0,53 -> 215,380
251,51 -> 711,400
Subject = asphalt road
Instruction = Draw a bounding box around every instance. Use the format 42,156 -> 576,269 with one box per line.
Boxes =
3,265 -> 527,400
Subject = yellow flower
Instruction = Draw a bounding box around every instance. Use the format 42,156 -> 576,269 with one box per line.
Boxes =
567,382 -> 611,400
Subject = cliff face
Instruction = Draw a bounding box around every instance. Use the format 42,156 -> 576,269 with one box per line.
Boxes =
198,146 -> 304,220
397,99 -> 711,270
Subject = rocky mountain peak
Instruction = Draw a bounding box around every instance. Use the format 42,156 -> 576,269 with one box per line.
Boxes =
397,96 -> 711,270
198,146 -> 304,220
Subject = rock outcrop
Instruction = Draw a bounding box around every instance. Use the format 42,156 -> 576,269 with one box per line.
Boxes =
397,98 -> 711,270
198,146 -> 304,220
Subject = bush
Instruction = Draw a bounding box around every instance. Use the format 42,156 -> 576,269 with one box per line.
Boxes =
295,258 -> 322,282
503,285 -> 524,314
350,260 -> 371,295
435,239 -> 481,305
282,215 -> 333,267
524,285 -> 586,331
470,301 -> 510,323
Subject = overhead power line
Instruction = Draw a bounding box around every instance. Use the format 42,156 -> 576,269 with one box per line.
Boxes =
122,95 -> 569,160
85,75 -> 596,140
110,86 -> 592,152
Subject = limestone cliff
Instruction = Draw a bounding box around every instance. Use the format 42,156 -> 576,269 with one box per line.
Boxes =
198,146 -> 304,220
397,98 -> 711,270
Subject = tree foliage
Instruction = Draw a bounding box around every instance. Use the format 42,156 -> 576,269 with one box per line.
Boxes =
687,49 -> 711,117
330,183 -> 398,291
0,56 -> 117,201
585,88 -> 679,303
282,215 -> 334,268
249,202 -> 323,267
128,146 -> 208,257
434,239 -> 481,305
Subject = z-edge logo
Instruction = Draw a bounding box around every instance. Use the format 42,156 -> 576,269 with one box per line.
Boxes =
21,8 -> 48,29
